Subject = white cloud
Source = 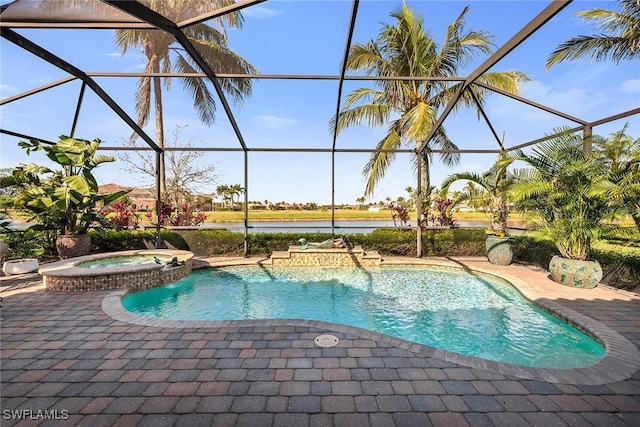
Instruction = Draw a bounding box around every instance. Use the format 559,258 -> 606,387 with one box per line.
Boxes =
241,5 -> 283,19
102,52 -> 123,58
621,79 -> 640,94
520,81 -> 602,117
0,83 -> 19,97
487,80 -> 608,126
253,114 -> 296,130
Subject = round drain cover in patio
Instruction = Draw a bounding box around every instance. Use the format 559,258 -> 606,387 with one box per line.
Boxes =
314,334 -> 339,348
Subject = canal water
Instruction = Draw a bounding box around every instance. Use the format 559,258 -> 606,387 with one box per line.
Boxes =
201,220 -> 525,234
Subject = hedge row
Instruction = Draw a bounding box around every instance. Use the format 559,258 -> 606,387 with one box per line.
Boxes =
166,228 -> 489,258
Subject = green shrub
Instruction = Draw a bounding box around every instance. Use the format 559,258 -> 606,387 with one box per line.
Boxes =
89,229 -> 188,252
172,228 -> 488,257
592,242 -> 640,291
176,229 -> 245,256
0,229 -> 50,260
248,232 -> 332,255
601,227 -> 640,248
353,229 -> 416,256
512,235 -> 560,267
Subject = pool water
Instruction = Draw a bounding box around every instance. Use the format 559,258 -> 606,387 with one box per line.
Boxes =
122,266 -> 605,368
78,255 -> 171,268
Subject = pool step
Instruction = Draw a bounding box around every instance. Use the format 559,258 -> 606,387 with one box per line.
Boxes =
267,245 -> 381,267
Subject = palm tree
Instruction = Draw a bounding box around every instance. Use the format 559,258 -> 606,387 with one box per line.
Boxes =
229,184 -> 245,210
215,184 -> 230,208
333,3 -> 528,197
115,0 -> 256,193
546,0 -> 640,67
592,124 -> 640,229
510,127 -> 619,261
462,181 -> 482,212
441,154 -> 514,236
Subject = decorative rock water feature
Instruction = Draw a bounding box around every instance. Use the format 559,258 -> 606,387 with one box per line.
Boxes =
268,245 -> 381,267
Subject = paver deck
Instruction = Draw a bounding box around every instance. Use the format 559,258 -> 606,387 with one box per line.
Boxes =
1,256 -> 639,426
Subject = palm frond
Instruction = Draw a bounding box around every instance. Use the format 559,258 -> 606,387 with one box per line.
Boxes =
546,1 -> 640,67
441,172 -> 488,194
334,103 -> 391,134
362,127 -> 402,196
174,56 -> 216,125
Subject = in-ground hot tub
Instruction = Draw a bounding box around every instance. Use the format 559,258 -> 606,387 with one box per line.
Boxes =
39,249 -> 194,291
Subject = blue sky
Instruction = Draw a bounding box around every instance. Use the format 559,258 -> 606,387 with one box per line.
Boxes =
1,0 -> 639,205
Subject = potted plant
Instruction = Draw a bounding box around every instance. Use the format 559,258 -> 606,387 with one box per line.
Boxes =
0,136 -> 128,259
510,127 -> 618,288
441,154 -> 515,265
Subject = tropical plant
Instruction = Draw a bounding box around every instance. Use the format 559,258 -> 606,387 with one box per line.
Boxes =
145,202 -> 206,227
333,3 -> 528,197
546,0 -> 640,67
115,0 -> 256,192
388,201 -> 410,227
509,127 -> 619,260
440,154 -> 514,236
592,124 -> 640,230
100,198 -> 140,229
431,197 -> 456,227
0,136 -> 128,236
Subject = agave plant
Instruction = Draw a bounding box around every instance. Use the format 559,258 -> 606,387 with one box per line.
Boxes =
0,136 -> 128,236
509,128 -> 620,260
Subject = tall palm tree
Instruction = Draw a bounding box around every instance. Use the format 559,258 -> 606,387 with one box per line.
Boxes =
229,184 -> 245,210
546,0 -> 640,67
215,184 -> 231,207
115,0 -> 256,193
333,3 -> 528,197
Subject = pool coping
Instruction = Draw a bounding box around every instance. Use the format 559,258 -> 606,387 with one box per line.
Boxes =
101,258 -> 640,385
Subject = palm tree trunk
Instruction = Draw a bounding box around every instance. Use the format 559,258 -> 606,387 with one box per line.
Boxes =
152,73 -> 166,194
422,153 -> 431,209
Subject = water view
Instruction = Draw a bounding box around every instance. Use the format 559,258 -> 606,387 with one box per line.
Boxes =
201,220 -> 526,233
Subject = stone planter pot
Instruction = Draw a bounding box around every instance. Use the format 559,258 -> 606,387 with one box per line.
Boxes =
3,258 -> 39,275
56,234 -> 91,259
485,236 -> 514,266
549,255 -> 603,288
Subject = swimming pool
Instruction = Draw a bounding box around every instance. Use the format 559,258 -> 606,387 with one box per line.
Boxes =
122,266 -> 605,368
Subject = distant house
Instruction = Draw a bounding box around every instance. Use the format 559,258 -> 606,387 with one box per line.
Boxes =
98,183 -> 155,210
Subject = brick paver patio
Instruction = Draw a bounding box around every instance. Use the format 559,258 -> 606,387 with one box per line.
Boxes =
1,257 -> 639,426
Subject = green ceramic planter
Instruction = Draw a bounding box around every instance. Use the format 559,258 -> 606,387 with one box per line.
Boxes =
485,236 -> 514,266
549,255 -> 603,289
